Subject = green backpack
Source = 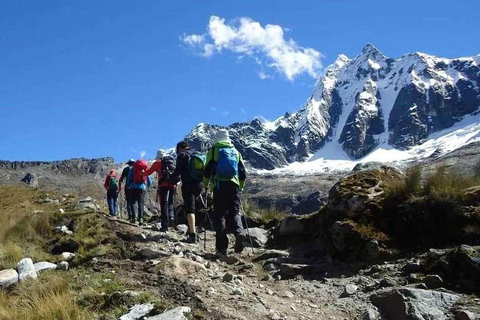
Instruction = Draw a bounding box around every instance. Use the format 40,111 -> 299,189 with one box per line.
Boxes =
188,151 -> 206,182
109,176 -> 119,191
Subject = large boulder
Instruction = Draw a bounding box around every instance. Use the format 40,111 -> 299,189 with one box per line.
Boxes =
445,245 -> 480,293
0,269 -> 19,289
371,288 -> 460,320
327,166 -> 402,222
17,258 -> 37,282
21,173 -> 38,187
330,220 -> 385,260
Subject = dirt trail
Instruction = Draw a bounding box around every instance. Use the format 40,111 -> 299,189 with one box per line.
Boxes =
98,216 -> 356,320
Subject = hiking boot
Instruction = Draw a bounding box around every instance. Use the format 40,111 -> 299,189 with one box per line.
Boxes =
129,219 -> 136,224
160,227 -> 168,233
185,233 -> 197,243
234,234 -> 245,253
215,250 -> 227,258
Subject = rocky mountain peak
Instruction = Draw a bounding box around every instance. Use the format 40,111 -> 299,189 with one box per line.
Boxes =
182,44 -> 480,170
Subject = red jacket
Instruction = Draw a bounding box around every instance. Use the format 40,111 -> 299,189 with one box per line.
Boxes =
142,160 -> 177,188
104,174 -> 121,191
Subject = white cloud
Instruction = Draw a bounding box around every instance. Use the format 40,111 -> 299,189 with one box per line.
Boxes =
140,151 -> 146,158
181,16 -> 322,80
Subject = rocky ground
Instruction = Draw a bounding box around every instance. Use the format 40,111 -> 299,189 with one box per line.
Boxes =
86,212 -> 479,320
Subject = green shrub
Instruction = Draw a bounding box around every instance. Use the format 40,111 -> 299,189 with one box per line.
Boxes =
424,165 -> 480,201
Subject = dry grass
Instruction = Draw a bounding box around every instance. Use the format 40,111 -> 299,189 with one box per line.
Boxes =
384,165 -> 480,202
0,273 -> 91,320
242,199 -> 288,223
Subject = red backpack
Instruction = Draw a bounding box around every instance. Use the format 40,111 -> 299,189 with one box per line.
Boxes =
133,159 -> 148,184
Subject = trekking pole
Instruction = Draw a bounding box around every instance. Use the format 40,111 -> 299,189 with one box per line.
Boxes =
240,202 -> 255,254
199,193 -> 215,251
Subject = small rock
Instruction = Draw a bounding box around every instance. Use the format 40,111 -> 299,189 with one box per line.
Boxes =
59,208 -> 65,214
136,248 -> 171,260
268,309 -> 282,320
223,273 -> 234,282
379,278 -> 397,288
456,310 -> 476,320
17,258 -> 37,282
61,252 -> 76,261
234,275 -> 243,281
343,284 -> 358,296
232,288 -> 244,296
56,261 -> 69,271
423,274 -> 444,289
281,291 -> 294,299
405,260 -> 422,272
176,224 -> 189,234
34,262 -> 57,274
0,269 -> 19,288
263,263 -> 278,272
119,303 -> 155,320
361,307 -> 380,320
145,306 -> 191,320
262,275 -> 273,281
416,283 -> 429,290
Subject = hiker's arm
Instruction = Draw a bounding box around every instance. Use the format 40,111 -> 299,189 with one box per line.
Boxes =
203,148 -> 214,188
141,162 -> 159,176
238,153 -> 246,191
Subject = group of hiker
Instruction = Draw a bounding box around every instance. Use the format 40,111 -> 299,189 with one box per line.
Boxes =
103,129 -> 247,254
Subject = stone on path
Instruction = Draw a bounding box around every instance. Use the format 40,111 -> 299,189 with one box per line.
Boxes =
0,269 -> 19,288
17,258 -> 37,282
245,227 -> 269,248
145,306 -> 191,320
34,262 -> 57,274
136,248 -> 172,260
371,288 -> 460,320
343,284 -> 358,296
119,303 -> 155,320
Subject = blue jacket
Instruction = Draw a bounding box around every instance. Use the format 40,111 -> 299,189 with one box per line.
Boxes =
127,168 -> 152,190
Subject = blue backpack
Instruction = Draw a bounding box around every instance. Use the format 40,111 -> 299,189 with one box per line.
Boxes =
215,147 -> 238,179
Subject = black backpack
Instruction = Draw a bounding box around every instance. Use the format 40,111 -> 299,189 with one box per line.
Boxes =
160,156 -> 176,183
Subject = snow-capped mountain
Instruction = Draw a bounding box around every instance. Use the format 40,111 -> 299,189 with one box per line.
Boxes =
184,44 -> 480,170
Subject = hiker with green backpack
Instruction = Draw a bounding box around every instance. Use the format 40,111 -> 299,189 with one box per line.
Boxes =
203,129 -> 247,256
170,141 -> 205,243
104,169 -> 120,217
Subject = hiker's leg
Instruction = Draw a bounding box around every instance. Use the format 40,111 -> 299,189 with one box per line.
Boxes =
138,189 -> 145,223
107,191 -> 115,216
159,187 -> 169,230
168,186 -> 176,224
182,185 -> 196,234
113,191 -> 118,216
213,186 -> 228,253
130,189 -> 139,222
227,182 -> 245,237
125,189 -> 133,220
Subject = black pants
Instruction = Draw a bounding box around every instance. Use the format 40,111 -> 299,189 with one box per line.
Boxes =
213,181 -> 245,252
129,189 -> 145,223
159,186 -> 176,229
125,189 -> 133,220
181,182 -> 203,214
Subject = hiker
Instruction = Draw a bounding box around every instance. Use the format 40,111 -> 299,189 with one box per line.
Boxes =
127,159 -> 152,225
170,141 -> 205,243
104,169 -> 120,217
119,159 -> 135,220
203,129 -> 246,255
141,150 -> 177,232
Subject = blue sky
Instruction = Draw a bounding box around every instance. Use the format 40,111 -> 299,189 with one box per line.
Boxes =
1,0 -> 479,162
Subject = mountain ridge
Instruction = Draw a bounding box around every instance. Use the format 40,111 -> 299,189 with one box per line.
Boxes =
184,43 -> 480,170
